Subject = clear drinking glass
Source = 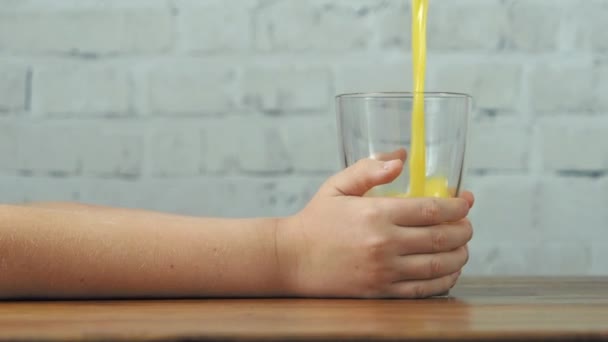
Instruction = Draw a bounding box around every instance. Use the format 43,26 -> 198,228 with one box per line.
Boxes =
336,92 -> 472,198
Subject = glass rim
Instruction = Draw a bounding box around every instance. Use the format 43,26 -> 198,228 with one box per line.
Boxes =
335,92 -> 472,100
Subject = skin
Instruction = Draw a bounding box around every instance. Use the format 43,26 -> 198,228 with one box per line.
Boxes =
0,157 -> 473,299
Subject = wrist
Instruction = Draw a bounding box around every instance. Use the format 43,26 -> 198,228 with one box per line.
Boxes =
273,215 -> 303,296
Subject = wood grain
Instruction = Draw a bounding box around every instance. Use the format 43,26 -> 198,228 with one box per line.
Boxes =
1,277 -> 607,341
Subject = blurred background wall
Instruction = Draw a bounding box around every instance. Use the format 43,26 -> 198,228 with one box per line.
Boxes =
0,0 -> 606,275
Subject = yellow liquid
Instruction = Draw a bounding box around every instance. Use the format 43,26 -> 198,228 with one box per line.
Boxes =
406,0 -> 449,198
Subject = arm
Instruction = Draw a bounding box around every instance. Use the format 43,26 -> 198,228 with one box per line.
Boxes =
0,204 -> 284,298
1,158 -> 474,299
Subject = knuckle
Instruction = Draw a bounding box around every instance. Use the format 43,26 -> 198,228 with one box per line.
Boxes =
431,229 -> 447,252
360,206 -> 383,225
429,256 -> 442,277
462,219 -> 474,241
361,268 -> 391,298
450,273 -> 459,289
420,199 -> 441,224
363,234 -> 391,260
360,281 -> 381,298
412,284 -> 427,299
369,264 -> 392,284
462,246 -> 470,265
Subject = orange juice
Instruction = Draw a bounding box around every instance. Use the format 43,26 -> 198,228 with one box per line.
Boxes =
406,0 -> 449,198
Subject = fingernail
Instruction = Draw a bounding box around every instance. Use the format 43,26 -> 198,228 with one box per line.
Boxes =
383,159 -> 400,170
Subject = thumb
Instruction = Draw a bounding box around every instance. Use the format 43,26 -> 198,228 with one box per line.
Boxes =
320,158 -> 403,197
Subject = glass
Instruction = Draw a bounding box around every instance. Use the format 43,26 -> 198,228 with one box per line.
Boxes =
336,92 -> 472,198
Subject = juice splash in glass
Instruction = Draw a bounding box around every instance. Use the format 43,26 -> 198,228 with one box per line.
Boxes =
336,92 -> 471,198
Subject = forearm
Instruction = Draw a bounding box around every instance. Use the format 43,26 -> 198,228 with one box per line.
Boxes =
0,204 -> 287,299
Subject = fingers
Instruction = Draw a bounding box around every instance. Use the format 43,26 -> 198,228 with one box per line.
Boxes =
378,196 -> 470,226
320,158 -> 403,197
386,271 -> 461,299
371,148 -> 407,162
459,190 -> 475,209
393,245 -> 468,281
394,219 -> 473,254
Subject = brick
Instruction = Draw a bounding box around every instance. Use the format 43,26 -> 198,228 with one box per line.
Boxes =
334,63 -> 411,95
503,0 -> 561,52
427,0 -> 507,51
466,241 -> 592,276
537,177 -> 608,240
468,121 -> 529,171
78,179 -> 155,210
79,177 -> 313,217
148,126 -> 204,177
205,117 -> 291,174
187,177 -> 323,217
430,64 -> 522,110
540,119 -> 608,172
528,64 -> 608,113
254,0 -> 372,51
146,65 -> 234,115
266,177 -> 325,216
573,1 -> 608,52
0,8 -> 173,55
0,121 -> 17,172
466,175 -> 538,241
157,179 -> 278,217
178,2 -> 253,53
0,65 -> 28,112
594,66 -> 608,110
373,1 -> 410,49
242,67 -> 331,113
80,130 -> 143,177
149,179 -> 244,216
16,124 -> 82,175
34,65 -> 131,116
281,117 -> 339,174
0,176 -> 80,204
203,118 -> 240,174
15,123 -> 143,177
238,123 -> 291,174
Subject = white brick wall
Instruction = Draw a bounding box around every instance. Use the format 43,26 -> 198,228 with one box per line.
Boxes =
177,1 -> 255,53
430,63 -> 523,111
242,67 -> 331,113
16,123 -> 83,175
254,1 -> 373,52
0,121 -> 17,172
148,125 -> 204,177
540,118 -> 608,172
0,0 -> 607,276
427,0 -> 506,51
334,62 -> 411,94
529,64 -> 607,113
0,65 -> 29,112
537,176 -> 608,240
468,120 -> 530,172
144,64 -> 235,115
503,0 -> 562,52
0,6 -> 173,55
574,1 -> 608,52
34,64 -> 132,116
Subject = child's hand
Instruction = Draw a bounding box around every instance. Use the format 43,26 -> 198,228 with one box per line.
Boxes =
279,158 -> 473,298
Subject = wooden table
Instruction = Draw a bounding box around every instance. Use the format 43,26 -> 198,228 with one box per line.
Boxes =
1,277 -> 607,341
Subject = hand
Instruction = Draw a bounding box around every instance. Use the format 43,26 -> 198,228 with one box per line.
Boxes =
278,157 -> 474,298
